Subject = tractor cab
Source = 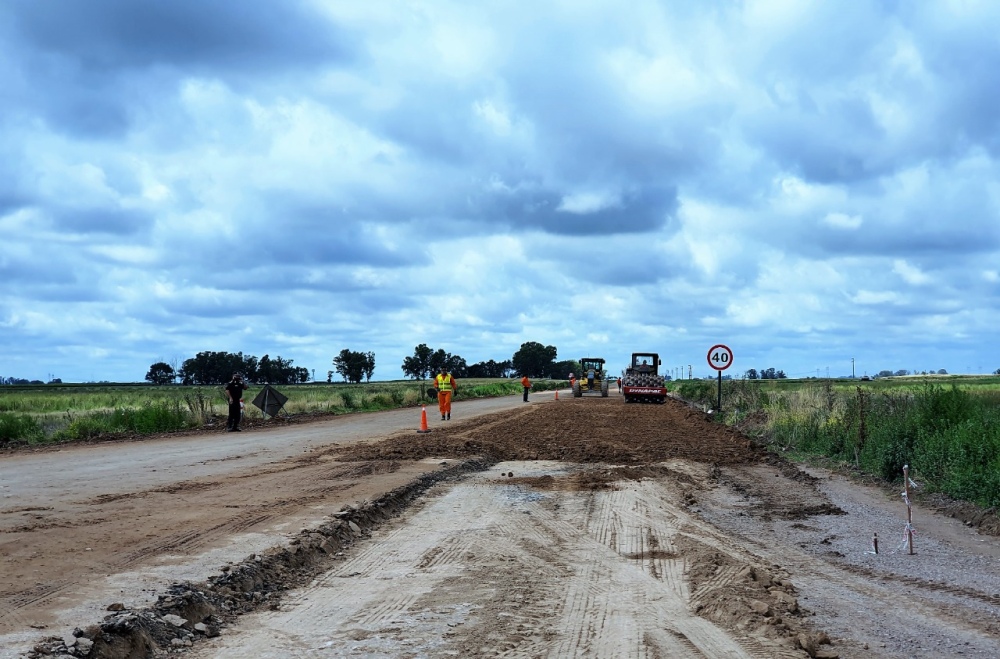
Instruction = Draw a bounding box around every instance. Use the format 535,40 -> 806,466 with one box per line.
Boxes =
629,353 -> 661,375
573,357 -> 610,397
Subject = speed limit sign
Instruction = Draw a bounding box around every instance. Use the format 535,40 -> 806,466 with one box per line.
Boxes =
708,344 -> 733,371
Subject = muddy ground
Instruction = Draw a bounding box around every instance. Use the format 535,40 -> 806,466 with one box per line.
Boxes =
3,394 -> 999,658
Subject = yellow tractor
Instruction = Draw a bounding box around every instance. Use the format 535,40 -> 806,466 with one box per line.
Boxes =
572,357 -> 609,397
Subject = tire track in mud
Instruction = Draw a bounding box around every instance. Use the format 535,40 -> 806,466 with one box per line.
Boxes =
553,480 -> 756,659
0,459 -> 407,640
195,463 -> 793,659
108,478 -> 371,568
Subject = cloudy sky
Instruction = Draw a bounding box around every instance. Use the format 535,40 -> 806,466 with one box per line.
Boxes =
2,0 -> 999,384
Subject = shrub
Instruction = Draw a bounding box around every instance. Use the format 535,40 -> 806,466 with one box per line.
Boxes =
0,412 -> 44,443
52,403 -> 192,440
676,380 -> 715,408
734,381 -> 1000,508
339,389 -> 358,409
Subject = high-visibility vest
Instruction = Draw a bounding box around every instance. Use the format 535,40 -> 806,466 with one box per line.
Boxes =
436,373 -> 453,392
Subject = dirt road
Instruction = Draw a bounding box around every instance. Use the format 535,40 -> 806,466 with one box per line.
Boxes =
3,393 -> 999,658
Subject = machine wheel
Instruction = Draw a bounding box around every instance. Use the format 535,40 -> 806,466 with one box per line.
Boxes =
572,381 -> 582,397
601,380 -> 609,397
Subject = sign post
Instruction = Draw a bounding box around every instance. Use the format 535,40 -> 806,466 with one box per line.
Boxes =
707,344 -> 734,413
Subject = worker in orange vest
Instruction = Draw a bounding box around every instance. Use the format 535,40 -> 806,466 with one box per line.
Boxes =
435,366 -> 456,420
521,374 -> 531,402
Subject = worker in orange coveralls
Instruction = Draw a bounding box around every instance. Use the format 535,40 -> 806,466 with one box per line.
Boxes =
435,366 -> 456,420
521,374 -> 531,402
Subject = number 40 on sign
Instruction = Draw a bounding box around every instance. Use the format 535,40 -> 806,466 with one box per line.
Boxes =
707,344 -> 733,413
708,344 -> 733,371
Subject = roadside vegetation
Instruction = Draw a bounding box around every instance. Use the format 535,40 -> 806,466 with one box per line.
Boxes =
676,375 -> 1000,509
0,379 -> 568,447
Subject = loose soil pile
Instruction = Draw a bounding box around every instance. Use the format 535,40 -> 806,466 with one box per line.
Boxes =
339,396 -> 761,466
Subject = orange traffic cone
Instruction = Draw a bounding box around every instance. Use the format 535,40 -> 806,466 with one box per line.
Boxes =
417,405 -> 431,434
554,390 -> 559,401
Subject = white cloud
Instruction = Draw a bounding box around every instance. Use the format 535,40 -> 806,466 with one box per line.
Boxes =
2,0 -> 1000,382
892,259 -> 931,285
823,212 -> 863,229
852,290 -> 901,305
557,192 -> 621,214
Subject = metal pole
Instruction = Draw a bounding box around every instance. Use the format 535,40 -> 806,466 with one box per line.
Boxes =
263,386 -> 270,420
717,370 -> 722,413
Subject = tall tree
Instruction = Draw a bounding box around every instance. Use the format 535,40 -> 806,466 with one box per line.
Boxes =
177,351 -> 306,385
511,341 -> 557,378
333,349 -> 368,384
467,359 -> 513,378
362,352 -> 376,383
145,362 -> 176,385
401,344 -> 434,380
548,359 -> 580,379
179,351 -> 252,385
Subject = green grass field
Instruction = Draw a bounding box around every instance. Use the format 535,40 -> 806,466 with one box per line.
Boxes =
0,378 -> 566,445
675,375 -> 1000,508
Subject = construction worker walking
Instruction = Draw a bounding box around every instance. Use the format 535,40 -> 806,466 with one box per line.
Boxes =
521,374 -> 531,402
435,366 -> 456,420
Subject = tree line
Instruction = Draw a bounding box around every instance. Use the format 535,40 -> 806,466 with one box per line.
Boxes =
743,368 -> 788,380
399,341 -> 579,380
145,352 -> 309,385
877,369 -> 948,377
328,341 -> 582,384
143,340 -> 579,387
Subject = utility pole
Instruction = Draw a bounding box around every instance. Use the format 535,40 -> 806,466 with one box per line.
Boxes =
851,358 -> 855,379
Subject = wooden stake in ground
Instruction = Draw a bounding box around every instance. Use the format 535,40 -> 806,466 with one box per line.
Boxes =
903,464 -> 915,555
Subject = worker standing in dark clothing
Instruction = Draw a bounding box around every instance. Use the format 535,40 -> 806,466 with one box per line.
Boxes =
224,373 -> 248,432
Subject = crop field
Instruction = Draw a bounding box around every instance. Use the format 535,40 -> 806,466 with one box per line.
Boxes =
0,378 -> 566,445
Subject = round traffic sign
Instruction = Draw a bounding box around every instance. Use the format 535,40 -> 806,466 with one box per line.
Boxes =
707,344 -> 733,371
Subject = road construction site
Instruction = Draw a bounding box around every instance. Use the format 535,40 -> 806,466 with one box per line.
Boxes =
2,390 -> 999,658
